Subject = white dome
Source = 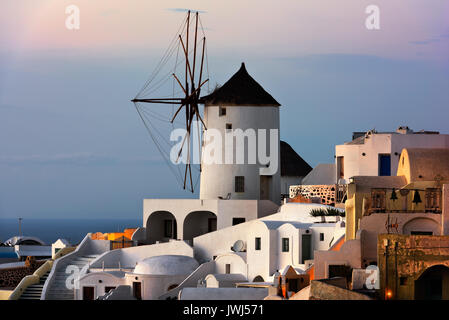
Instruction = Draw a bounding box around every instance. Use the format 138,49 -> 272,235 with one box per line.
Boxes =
134,255 -> 199,276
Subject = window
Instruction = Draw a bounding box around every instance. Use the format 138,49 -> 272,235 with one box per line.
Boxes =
225,264 -> 231,274
337,156 -> 344,180
282,238 -> 289,252
320,233 -> 324,241
164,219 -> 173,238
226,123 -> 232,130
232,217 -> 245,225
255,237 -> 261,251
219,107 -> 226,116
235,176 -> 244,192
208,218 -> 217,232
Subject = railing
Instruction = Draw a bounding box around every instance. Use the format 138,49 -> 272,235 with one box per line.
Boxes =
158,261 -> 215,300
8,260 -> 52,300
8,246 -> 76,300
41,234 -> 93,300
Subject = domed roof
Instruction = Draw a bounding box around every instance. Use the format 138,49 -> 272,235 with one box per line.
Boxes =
397,148 -> 449,183
134,255 -> 199,276
4,236 -> 46,246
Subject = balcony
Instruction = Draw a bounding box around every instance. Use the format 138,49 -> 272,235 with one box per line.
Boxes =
367,187 -> 442,214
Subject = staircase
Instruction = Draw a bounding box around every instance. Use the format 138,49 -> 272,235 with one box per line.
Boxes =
18,271 -> 50,300
45,254 -> 99,300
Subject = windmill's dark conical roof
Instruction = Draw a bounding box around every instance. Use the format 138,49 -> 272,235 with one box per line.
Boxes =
280,141 -> 312,177
200,63 -> 281,107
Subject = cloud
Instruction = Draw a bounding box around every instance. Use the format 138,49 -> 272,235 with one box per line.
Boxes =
166,8 -> 207,14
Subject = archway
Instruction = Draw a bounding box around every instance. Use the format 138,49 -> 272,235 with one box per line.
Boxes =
415,265 -> 449,300
146,211 -> 177,244
403,218 -> 439,235
183,211 -> 217,243
253,276 -> 264,282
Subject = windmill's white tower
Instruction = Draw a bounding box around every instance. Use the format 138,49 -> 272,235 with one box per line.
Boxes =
199,63 -> 281,204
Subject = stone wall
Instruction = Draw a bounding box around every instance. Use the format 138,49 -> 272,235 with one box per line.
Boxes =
290,184 -> 346,206
378,234 -> 449,300
0,261 -> 44,289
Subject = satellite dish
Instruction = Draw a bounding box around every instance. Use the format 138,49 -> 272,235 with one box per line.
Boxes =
232,240 -> 246,252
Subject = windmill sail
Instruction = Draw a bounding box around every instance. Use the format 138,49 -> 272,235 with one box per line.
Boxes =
132,11 -> 210,193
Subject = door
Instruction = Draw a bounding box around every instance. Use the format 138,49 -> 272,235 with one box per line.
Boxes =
133,282 -> 142,300
82,286 -> 95,300
260,176 -> 271,200
379,154 -> 391,176
301,234 -> 311,263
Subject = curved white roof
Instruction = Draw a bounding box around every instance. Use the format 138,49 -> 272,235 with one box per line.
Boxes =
134,255 -> 199,276
258,220 -> 311,230
4,236 -> 46,246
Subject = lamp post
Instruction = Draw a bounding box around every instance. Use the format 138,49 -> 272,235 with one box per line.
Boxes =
18,217 -> 23,237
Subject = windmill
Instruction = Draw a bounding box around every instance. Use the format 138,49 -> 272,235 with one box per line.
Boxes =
132,11 -> 209,193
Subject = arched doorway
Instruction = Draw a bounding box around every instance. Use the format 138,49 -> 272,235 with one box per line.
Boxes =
183,211 -> 217,243
415,265 -> 449,300
403,218 -> 439,235
146,211 -> 177,244
253,276 -> 264,282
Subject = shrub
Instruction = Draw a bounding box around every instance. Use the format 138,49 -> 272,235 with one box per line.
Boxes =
309,207 -> 346,218
309,208 -> 327,217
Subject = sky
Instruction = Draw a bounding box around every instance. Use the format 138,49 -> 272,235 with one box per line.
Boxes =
0,0 -> 448,219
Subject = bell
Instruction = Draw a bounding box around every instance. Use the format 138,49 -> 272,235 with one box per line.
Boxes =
390,188 -> 398,201
412,190 -> 422,204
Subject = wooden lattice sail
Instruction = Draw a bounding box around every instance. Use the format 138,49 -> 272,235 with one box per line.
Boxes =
132,11 -> 209,192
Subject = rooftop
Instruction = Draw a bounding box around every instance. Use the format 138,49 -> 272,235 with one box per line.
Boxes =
200,63 -> 281,107
346,127 -> 440,145
280,141 -> 312,177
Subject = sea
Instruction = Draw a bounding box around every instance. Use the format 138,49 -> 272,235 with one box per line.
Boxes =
0,218 -> 142,245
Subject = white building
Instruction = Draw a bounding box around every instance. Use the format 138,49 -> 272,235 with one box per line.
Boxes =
335,126 -> 449,182
52,239 -> 71,259
193,203 -> 345,283
74,203 -> 344,300
77,255 -> 199,300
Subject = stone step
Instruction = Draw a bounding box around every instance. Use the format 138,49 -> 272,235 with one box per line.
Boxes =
21,292 -> 42,296
47,295 -> 74,300
25,287 -> 43,291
